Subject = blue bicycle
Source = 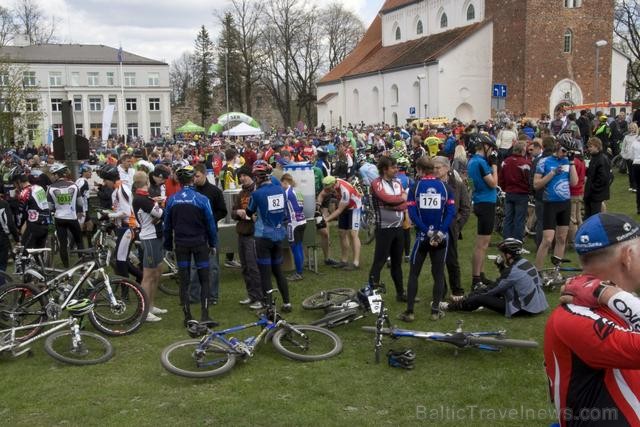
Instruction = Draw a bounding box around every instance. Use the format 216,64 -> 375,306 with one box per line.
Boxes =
160,291 -> 343,378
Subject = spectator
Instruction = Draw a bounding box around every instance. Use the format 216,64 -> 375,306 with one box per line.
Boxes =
499,141 -> 531,241
620,122 -> 638,192
583,137 -> 612,219
281,173 -> 307,282
495,121 -> 517,163
568,149 -> 586,244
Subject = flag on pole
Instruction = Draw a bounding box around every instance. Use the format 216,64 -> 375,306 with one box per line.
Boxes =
117,46 -> 124,63
47,127 -> 53,145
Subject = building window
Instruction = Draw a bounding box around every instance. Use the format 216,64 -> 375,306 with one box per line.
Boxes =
106,72 -> 115,86
467,4 -> 475,20
391,84 -> 399,105
75,123 -> 83,136
108,95 -> 117,111
74,96 -> 82,111
51,98 -> 63,112
0,98 -> 9,112
148,72 -> 160,86
563,29 -> 573,53
440,13 -> 448,28
127,123 -> 139,137
126,98 -> 137,111
27,124 -> 38,141
124,72 -> 136,87
90,123 -> 102,138
564,0 -> 582,7
89,96 -> 102,111
87,72 -> 99,86
149,97 -> 160,111
25,98 -> 38,112
0,72 -> 8,86
110,125 -> 118,137
53,124 -> 63,138
71,72 -> 80,86
416,20 -> 423,35
23,71 -> 36,87
49,72 -> 62,87
395,26 -> 401,40
150,122 -> 161,137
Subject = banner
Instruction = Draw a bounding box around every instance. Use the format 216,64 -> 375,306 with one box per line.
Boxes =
102,104 -> 115,142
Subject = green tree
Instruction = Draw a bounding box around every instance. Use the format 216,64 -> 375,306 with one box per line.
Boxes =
0,59 -> 43,146
193,25 -> 214,126
216,12 -> 243,113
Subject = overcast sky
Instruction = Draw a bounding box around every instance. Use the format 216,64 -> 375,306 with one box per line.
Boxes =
21,0 -> 381,65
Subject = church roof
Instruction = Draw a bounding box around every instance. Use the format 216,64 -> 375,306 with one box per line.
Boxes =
379,0 -> 421,14
318,19 -> 485,85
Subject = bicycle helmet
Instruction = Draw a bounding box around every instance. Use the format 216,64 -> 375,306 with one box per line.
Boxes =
556,131 -> 579,152
322,175 -> 337,188
79,163 -> 92,174
252,160 -> 272,177
135,160 -> 155,173
98,164 -> 119,182
65,298 -> 95,316
397,157 -> 410,169
8,165 -> 27,183
50,163 -> 69,175
356,283 -> 376,310
497,238 -> 524,256
469,132 -> 497,150
387,348 -> 416,369
176,165 -> 196,182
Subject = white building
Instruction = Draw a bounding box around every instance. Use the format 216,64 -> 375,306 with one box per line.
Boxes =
0,43 -> 171,144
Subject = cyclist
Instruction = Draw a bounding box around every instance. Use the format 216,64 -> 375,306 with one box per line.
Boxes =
75,163 -> 93,248
164,165 -> 218,326
12,166 -> 50,249
545,213 -> 640,426
398,156 -> 455,322
281,173 -> 306,282
444,238 -> 548,317
47,163 -> 84,268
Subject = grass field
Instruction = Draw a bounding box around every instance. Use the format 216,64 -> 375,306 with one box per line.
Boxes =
2,173 -> 636,427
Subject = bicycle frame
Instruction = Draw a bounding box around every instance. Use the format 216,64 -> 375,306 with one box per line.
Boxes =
0,317 -> 80,357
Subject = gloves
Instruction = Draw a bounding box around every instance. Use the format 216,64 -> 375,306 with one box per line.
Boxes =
487,151 -> 498,167
417,231 -> 428,243
429,230 -> 446,246
560,277 -> 609,308
494,254 -> 505,271
567,151 -> 575,161
209,246 -> 217,256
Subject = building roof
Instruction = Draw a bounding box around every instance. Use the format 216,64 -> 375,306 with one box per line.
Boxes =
379,0 -> 421,15
0,44 -> 167,66
318,20 -> 484,85
316,92 -> 339,104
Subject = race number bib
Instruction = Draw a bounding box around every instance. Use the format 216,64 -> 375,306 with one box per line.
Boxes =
368,294 -> 383,314
419,194 -> 441,209
267,194 -> 284,211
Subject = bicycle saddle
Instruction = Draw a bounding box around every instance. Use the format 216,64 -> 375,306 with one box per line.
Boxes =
550,256 -> 571,266
185,320 -> 219,338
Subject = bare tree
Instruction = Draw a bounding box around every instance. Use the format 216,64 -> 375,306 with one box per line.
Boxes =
614,0 -> 640,99
170,52 -> 195,106
0,6 -> 17,47
321,3 -> 365,71
13,0 -> 57,44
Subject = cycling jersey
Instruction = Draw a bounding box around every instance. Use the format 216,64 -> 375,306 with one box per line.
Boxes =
468,154 -> 497,204
75,177 -> 90,214
47,179 -> 81,220
111,182 -> 135,228
370,176 -> 405,229
246,181 -> 287,242
18,184 -> 50,227
395,172 -> 412,190
536,155 -> 571,202
133,190 -> 163,240
117,165 -> 135,189
283,186 -> 306,225
545,295 -> 640,425
334,178 -> 362,210
163,185 -> 217,250
407,175 -> 456,234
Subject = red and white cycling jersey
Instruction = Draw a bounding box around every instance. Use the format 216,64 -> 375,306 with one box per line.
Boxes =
335,178 -> 362,210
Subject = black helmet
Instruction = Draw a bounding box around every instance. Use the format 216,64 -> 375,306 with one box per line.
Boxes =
497,238 -> 524,256
469,133 -> 497,150
176,165 -> 196,183
387,349 -> 416,369
557,131 -> 579,152
98,164 -> 119,182
152,164 -> 171,179
8,166 -> 27,183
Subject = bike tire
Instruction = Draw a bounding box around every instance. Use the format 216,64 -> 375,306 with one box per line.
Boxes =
301,288 -> 357,310
44,330 -> 114,365
0,282 -> 47,341
360,210 -> 376,245
310,307 -> 360,328
87,278 -> 149,336
272,324 -> 342,361
466,336 -> 539,349
159,273 -> 180,296
160,339 -> 236,378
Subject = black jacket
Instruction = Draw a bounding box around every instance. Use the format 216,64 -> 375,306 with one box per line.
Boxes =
196,180 -> 227,223
584,151 -> 611,202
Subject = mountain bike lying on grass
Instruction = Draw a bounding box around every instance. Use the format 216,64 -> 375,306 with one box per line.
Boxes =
303,284 -> 384,329
161,290 -> 343,378
0,298 -> 113,365
362,300 -> 538,363
539,255 -> 582,291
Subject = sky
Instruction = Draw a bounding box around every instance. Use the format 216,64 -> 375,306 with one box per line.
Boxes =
6,0 -> 382,65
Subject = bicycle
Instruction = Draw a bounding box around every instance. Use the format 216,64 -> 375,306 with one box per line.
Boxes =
160,290 -> 343,378
494,186 -> 506,234
0,302 -> 113,365
159,251 -> 180,296
539,255 -> 582,291
302,285 -> 383,329
351,176 -> 375,245
362,300 -> 538,363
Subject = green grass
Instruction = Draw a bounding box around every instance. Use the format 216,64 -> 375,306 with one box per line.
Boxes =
2,173 -> 636,427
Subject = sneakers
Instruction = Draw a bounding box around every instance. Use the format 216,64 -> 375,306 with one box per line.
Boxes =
224,260 -> 242,268
239,298 -> 252,305
629,188 -> 637,193
150,306 -> 168,315
397,311 -> 415,322
324,258 -> 339,266
281,303 -> 293,313
438,301 -> 450,311
430,310 -> 445,321
146,312 -> 162,322
249,301 -> 265,310
287,273 -> 303,281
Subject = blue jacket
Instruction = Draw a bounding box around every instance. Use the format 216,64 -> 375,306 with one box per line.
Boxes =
163,186 -> 217,250
407,175 -> 456,235
246,181 -> 287,242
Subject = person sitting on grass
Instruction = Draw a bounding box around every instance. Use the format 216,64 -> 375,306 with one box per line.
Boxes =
443,238 -> 548,318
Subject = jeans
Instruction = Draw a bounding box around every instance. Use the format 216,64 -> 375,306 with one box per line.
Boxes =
502,193 -> 529,241
189,249 -> 219,303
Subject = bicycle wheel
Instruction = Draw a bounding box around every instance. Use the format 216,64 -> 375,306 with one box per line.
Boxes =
0,283 -> 47,341
272,324 -> 342,361
467,335 -> 539,349
360,209 -> 376,245
87,278 -> 149,336
44,330 -> 114,365
160,339 -> 236,378
310,307 -> 360,328
302,288 -> 357,310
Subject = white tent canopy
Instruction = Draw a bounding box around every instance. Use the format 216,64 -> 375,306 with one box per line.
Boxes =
222,122 -> 264,136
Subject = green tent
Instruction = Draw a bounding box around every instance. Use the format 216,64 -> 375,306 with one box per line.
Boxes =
176,121 -> 205,133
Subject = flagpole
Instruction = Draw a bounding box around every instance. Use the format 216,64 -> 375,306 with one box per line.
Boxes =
119,45 -> 125,140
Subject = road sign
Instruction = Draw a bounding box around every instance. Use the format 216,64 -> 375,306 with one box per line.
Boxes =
493,84 -> 507,98
409,106 -> 416,116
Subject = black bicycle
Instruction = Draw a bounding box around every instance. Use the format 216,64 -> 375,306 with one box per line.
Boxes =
303,285 -> 383,329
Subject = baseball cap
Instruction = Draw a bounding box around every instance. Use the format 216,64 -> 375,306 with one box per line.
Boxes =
574,213 -> 640,254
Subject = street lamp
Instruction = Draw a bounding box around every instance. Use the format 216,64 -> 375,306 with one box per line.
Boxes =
594,39 -> 607,113
417,74 -> 426,119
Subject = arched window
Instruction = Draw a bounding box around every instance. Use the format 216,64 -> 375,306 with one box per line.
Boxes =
391,84 -> 399,105
563,29 -> 572,53
395,26 -> 401,40
392,112 -> 398,127
466,4 -> 475,20
440,13 -> 448,28
416,20 -> 423,34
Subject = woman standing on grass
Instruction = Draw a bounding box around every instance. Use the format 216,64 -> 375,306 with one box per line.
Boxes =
281,173 -> 306,282
621,122 -> 639,192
